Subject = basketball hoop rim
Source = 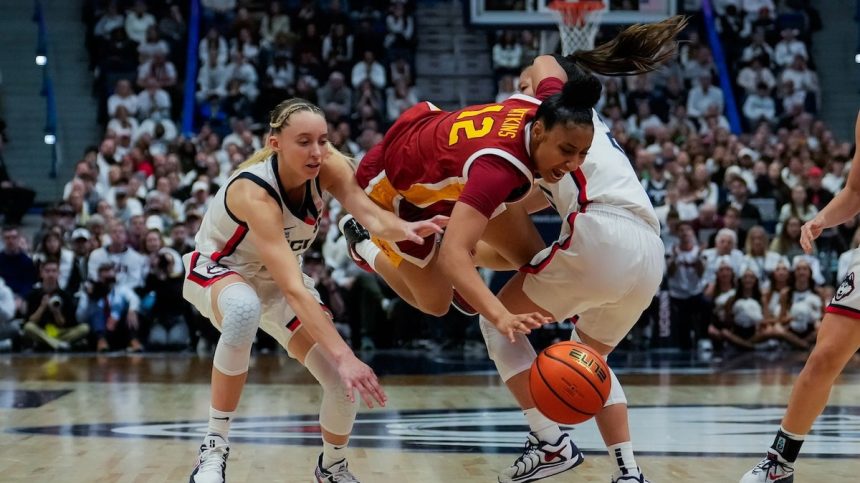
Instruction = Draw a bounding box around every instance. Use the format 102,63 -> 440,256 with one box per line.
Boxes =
548,0 -> 606,26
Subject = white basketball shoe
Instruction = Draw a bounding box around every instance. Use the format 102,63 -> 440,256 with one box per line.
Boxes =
740,454 -> 795,483
498,432 -> 584,483
612,469 -> 651,482
189,433 -> 229,483
314,453 -> 360,483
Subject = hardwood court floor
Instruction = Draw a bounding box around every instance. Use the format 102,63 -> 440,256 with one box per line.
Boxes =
1,350 -> 859,482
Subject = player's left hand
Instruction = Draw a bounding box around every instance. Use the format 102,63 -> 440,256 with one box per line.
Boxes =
387,215 -> 449,244
800,216 -> 824,254
493,312 -> 553,343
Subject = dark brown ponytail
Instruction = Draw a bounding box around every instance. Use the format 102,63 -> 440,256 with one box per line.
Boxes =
566,15 -> 688,77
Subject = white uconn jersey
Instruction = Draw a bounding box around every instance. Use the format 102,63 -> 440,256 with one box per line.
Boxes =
536,110 -> 660,234
192,156 -> 324,279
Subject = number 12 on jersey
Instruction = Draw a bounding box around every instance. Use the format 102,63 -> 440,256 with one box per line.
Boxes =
448,105 -> 504,145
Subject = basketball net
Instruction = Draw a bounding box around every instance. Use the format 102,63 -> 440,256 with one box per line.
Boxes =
548,0 -> 606,55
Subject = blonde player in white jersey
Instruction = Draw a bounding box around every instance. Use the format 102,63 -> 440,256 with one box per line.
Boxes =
183,98 -> 446,483
739,111 -> 860,483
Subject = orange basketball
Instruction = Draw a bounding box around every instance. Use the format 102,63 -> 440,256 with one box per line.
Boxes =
529,341 -> 612,425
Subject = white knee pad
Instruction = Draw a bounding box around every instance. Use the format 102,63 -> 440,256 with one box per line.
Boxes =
604,367 -> 627,407
213,283 -> 261,376
479,316 -> 537,382
305,345 -> 359,435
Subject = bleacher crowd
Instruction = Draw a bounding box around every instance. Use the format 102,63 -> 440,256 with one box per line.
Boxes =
0,0 -> 850,357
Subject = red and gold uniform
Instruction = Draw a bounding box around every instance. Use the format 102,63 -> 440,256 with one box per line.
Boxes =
356,78 -> 563,266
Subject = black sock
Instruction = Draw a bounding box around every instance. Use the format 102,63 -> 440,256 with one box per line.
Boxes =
770,427 -> 804,463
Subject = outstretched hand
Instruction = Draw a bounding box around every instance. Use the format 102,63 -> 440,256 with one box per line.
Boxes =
800,217 -> 824,254
336,354 -> 387,409
493,312 -> 552,343
388,215 -> 449,244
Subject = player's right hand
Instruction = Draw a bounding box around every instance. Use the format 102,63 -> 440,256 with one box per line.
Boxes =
336,354 -> 387,409
494,312 -> 552,343
800,217 -> 825,253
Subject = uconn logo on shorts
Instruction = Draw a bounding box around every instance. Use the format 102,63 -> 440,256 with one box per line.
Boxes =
835,272 -> 855,301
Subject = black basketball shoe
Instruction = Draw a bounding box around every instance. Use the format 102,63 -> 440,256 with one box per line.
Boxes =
337,214 -> 374,273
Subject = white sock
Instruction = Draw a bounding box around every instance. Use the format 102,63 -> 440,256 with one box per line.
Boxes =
607,441 -> 639,477
355,239 -> 380,271
207,406 -> 234,439
321,439 -> 347,469
524,407 -> 563,443
778,425 -> 806,441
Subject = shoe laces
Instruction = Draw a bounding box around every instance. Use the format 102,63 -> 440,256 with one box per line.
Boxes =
753,456 -> 791,475
198,443 -> 228,474
324,462 -> 359,483
512,434 -> 542,471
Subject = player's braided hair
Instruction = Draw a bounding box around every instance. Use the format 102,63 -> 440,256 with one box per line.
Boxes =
236,98 -> 324,171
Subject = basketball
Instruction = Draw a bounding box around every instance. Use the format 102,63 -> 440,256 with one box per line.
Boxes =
529,341 -> 612,425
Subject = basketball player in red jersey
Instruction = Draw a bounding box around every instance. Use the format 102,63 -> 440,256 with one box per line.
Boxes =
342,55 -> 571,329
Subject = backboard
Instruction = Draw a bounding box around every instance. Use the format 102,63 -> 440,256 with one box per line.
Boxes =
467,0 -> 676,27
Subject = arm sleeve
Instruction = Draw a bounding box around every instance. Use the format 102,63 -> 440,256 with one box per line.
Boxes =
535,77 -> 564,100
458,156 -> 531,218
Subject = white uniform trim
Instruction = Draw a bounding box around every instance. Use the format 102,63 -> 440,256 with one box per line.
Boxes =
508,93 -> 542,105
462,147 -> 534,185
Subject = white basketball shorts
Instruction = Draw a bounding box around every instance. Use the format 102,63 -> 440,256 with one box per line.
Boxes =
521,203 -> 665,347
827,248 -> 860,320
182,251 -> 325,352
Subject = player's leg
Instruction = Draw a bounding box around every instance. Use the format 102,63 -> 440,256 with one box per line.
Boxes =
342,202 -> 544,316
187,272 -> 262,483
482,272 -> 583,483
740,312 -> 860,483
487,212 -> 663,483
481,202 -> 547,267
573,226 -> 663,483
257,278 -> 362,483
288,329 -> 363,482
576,303 -> 655,483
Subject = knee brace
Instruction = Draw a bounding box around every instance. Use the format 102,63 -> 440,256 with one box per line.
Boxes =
213,283 -> 261,376
304,344 -> 359,435
604,366 -> 627,407
479,316 -> 537,382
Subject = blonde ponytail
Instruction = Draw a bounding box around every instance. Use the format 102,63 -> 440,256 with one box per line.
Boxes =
237,146 -> 274,171
326,142 -> 357,171
233,97 -> 324,174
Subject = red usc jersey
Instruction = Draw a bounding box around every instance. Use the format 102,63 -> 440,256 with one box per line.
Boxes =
355,77 -> 563,264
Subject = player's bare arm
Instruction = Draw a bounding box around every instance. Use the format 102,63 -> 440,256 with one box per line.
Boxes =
229,178 -> 386,407
519,55 -> 568,95
321,150 -> 448,243
801,111 -> 860,253
439,201 -> 549,339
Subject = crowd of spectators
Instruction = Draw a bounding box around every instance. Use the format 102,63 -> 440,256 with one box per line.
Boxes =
0,0 -> 453,355
0,1 -> 851,358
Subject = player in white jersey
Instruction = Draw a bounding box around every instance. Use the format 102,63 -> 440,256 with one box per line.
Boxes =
740,111 -> 860,483
474,28 -> 683,483
184,98 -> 446,483
481,109 -> 664,483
